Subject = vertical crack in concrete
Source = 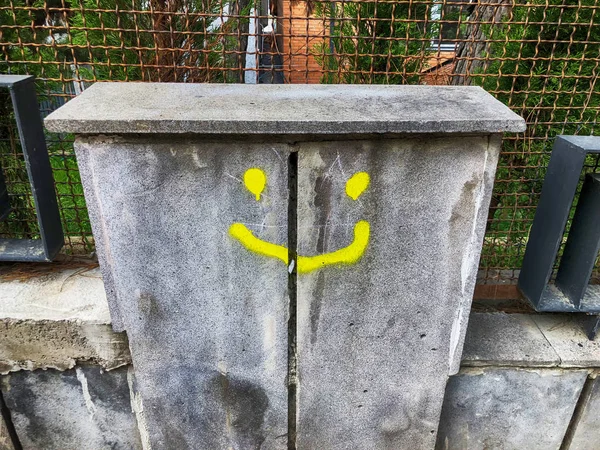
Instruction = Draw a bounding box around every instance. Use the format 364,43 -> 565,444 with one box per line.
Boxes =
287,151 -> 298,450
530,316 -> 563,367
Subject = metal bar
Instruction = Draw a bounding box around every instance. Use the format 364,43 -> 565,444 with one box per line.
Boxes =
0,239 -> 48,261
583,315 -> 600,340
555,174 -> 600,309
0,74 -> 63,261
0,160 -> 10,222
0,75 -> 32,88
518,136 -> 588,309
518,135 -> 600,316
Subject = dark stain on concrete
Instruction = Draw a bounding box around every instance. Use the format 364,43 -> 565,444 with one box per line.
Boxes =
1,373 -> 52,449
449,176 -> 479,227
210,372 -> 270,449
1,367 -> 140,450
314,174 -> 333,255
310,271 -> 326,345
309,173 -> 334,347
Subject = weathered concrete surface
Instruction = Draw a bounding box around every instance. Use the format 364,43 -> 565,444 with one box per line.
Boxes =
0,266 -> 109,322
0,267 -> 130,373
0,320 -> 130,374
1,366 -> 141,450
44,84 -> 526,136
126,367 -> 152,450
296,136 -> 501,449
567,375 -> 600,450
75,137 -> 290,449
0,413 -> 14,450
436,368 -> 588,450
532,315 -> 600,368
461,312 -> 560,367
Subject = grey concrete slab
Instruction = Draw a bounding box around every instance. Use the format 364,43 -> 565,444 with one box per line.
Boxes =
296,135 -> 500,449
1,366 -> 142,450
44,84 -> 526,135
0,266 -> 110,322
436,368 -> 588,450
461,312 -> 560,367
532,315 -> 600,367
567,376 -> 600,450
75,136 -> 290,449
0,267 -> 130,373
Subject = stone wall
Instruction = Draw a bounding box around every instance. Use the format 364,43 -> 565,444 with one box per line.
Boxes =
1,271 -> 599,449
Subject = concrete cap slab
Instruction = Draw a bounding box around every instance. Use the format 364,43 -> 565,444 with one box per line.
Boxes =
44,83 -> 526,135
532,314 -> 600,368
461,312 -> 560,367
0,266 -> 109,322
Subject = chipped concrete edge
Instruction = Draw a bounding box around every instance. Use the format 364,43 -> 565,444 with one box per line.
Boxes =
0,318 -> 131,375
128,366 -> 152,450
448,134 -> 503,376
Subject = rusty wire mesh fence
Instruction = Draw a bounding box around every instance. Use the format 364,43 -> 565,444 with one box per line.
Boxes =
0,0 -> 599,283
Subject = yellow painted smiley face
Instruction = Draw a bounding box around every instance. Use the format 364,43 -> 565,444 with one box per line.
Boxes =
229,168 -> 370,274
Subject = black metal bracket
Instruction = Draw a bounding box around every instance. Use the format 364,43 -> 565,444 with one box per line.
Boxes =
0,75 -> 63,261
518,135 -> 600,315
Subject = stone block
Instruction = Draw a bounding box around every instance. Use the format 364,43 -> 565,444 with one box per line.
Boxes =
74,137 -> 290,449
566,376 -> 600,450
461,312 -> 560,367
436,368 -> 587,450
0,267 -> 130,374
295,136 -> 501,449
532,315 -> 600,367
0,266 -> 109,322
1,366 -> 141,450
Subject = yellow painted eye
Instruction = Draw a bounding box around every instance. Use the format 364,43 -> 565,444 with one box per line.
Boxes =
345,172 -> 370,200
244,168 -> 266,201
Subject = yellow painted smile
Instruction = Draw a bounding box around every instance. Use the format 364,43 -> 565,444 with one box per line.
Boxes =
229,169 -> 370,274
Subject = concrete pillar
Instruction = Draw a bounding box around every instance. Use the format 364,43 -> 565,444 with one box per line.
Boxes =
46,84 -> 524,449
296,136 -> 502,449
73,138 -> 290,449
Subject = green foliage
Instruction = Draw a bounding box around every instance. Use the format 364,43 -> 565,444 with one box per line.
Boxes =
475,0 -> 600,139
472,0 -> 600,269
0,0 -> 252,249
313,1 -> 431,84
0,0 -> 250,83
